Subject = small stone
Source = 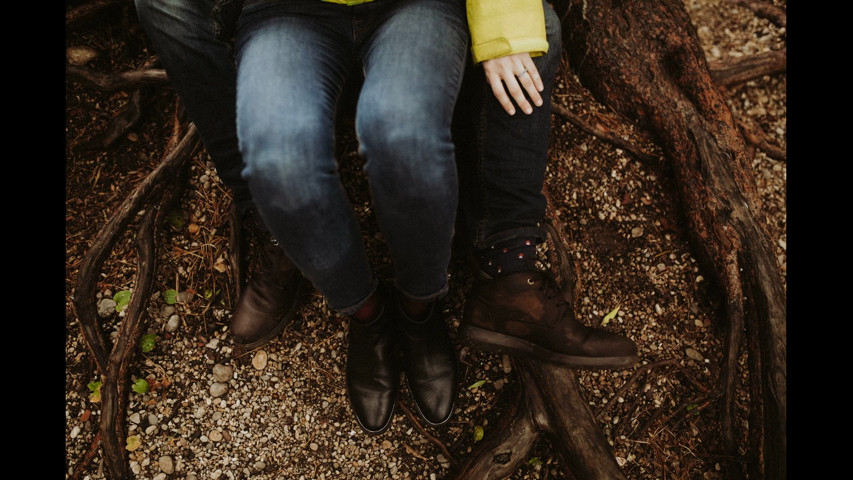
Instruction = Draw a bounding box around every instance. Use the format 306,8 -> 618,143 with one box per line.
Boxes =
210,382 -> 229,397
153,474 -> 167,480
67,46 -> 98,65
159,456 -> 174,474
97,298 -> 117,318
252,350 -> 268,370
685,348 -> 704,361
148,413 -> 159,426
212,364 -> 233,382
309,442 -> 319,451
253,461 -> 266,470
165,314 -> 181,333
631,227 -> 644,238
501,354 -> 512,374
209,430 -> 223,442
129,412 -> 141,424
70,425 -> 81,439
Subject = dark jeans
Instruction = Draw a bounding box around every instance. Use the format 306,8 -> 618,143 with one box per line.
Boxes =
234,0 -> 469,313
134,0 -> 253,213
454,1 -> 563,251
134,0 -> 562,295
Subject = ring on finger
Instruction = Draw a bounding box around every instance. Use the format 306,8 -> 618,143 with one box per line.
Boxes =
517,67 -> 529,78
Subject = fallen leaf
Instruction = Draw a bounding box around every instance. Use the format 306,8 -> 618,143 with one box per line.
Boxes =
126,435 -> 141,451
601,305 -> 621,326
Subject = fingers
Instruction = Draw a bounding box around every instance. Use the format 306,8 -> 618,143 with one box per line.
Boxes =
482,53 -> 545,116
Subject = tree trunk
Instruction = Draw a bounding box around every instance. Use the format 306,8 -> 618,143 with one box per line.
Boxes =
557,0 -> 786,477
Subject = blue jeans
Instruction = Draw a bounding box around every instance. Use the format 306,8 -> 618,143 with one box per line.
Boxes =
454,1 -> 563,251
234,0 -> 468,314
134,0 -> 254,213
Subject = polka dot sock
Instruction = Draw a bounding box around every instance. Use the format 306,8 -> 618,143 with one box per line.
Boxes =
477,239 -> 538,278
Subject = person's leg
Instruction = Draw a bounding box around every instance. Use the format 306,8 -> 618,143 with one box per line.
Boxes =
235,2 -> 377,315
134,0 -> 250,211
355,0 -> 469,304
134,0 -> 307,350
354,0 -> 469,427
457,1 -> 639,370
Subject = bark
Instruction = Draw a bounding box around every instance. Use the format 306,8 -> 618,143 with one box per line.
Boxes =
71,125 -> 199,479
558,0 -> 786,477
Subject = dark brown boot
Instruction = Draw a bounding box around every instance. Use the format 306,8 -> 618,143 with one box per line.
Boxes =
231,209 -> 309,349
460,271 -> 638,369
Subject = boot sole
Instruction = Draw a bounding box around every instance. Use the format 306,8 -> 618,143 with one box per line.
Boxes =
458,324 -> 638,370
234,277 -> 311,350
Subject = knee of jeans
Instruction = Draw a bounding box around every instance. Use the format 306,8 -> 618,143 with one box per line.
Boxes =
240,129 -> 334,211
358,113 -> 454,184
362,133 -> 455,191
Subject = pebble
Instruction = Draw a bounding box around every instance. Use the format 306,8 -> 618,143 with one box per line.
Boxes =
153,474 -> 167,480
97,298 -> 117,317
501,354 -> 512,374
253,350 -> 268,370
310,442 -> 319,451
70,425 -> 81,439
166,314 -> 181,333
159,455 -> 174,474
631,227 -> 644,237
130,412 -> 141,424
210,382 -> 229,397
209,429 -> 223,442
213,364 -> 233,382
685,348 -> 704,361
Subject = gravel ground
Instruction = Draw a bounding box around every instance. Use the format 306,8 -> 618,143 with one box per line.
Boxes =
65,1 -> 786,478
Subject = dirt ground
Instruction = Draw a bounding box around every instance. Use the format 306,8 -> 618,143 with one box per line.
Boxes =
65,1 -> 786,478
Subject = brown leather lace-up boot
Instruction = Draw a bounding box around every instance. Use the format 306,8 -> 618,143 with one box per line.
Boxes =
460,270 -> 638,369
231,209 -> 309,349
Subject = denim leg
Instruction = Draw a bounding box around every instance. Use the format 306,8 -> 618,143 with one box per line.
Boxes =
235,10 -> 377,314
455,0 -> 563,250
134,0 -> 253,213
355,0 -> 469,301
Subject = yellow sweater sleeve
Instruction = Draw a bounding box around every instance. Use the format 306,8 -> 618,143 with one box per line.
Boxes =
467,0 -> 549,63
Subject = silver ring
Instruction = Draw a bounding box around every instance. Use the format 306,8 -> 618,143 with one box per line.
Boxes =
517,68 -> 529,78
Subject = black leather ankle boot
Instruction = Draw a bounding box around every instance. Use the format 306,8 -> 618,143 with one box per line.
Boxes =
345,304 -> 402,434
395,298 -> 458,426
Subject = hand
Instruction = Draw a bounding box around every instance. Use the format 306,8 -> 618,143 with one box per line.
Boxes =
482,52 -> 544,115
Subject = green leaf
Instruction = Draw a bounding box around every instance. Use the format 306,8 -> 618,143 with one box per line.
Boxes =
601,304 -> 621,326
204,289 -> 214,300
132,378 -> 149,394
163,289 -> 178,305
139,334 -> 157,353
473,425 -> 484,442
113,290 -> 132,312
88,381 -> 102,402
165,208 -> 185,230
468,380 -> 487,390
528,457 -> 543,466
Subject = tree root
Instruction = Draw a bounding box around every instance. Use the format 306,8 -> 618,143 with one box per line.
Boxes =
71,124 -> 199,479
560,1 -> 786,477
66,64 -> 169,92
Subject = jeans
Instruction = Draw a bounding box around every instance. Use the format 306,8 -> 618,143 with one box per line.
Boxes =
454,0 -> 563,251
235,0 -> 469,314
134,0 -> 254,213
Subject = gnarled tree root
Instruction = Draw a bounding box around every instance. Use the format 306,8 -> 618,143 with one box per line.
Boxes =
71,124 -> 199,479
559,0 -> 786,478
